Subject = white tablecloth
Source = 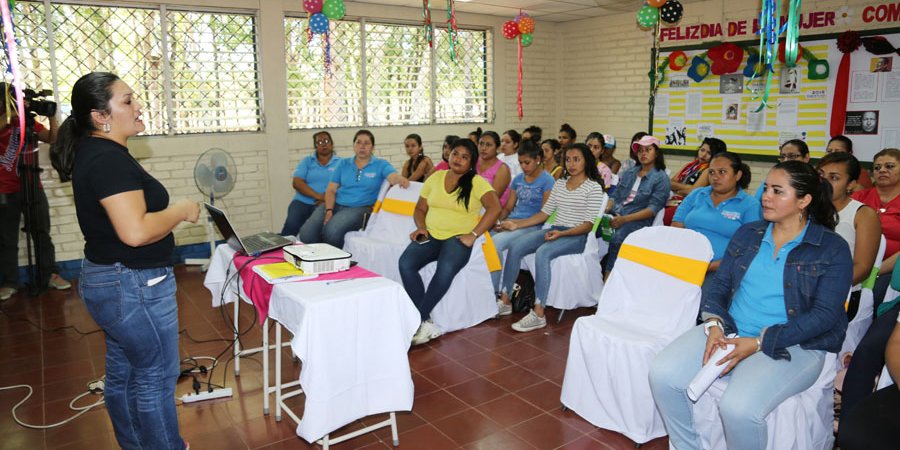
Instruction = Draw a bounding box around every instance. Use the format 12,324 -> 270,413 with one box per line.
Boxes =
203,244 -> 419,442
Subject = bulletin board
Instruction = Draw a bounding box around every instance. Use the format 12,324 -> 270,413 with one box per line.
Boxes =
651,29 -> 900,162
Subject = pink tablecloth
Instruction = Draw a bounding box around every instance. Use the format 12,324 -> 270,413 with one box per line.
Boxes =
232,249 -> 379,324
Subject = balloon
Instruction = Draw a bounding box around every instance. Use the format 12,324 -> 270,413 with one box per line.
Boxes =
309,12 -> 329,34
517,16 -> 535,34
322,0 -> 345,20
660,0 -> 684,24
647,0 -> 667,7
502,20 -> 520,39
636,5 -> 658,28
514,12 -> 527,23
520,33 -> 533,47
303,0 -> 323,14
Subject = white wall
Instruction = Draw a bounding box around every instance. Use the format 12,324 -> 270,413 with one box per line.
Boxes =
36,0 -> 563,265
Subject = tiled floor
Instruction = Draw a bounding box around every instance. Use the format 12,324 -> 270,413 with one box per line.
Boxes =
0,265 -> 669,450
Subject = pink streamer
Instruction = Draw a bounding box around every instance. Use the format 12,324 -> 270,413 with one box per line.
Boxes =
517,35 -> 523,119
0,1 -> 25,153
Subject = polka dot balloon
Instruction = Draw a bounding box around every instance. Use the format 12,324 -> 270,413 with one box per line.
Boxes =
636,5 -> 659,28
660,0 -> 684,24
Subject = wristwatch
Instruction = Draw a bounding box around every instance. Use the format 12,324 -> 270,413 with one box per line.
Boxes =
703,319 -> 724,336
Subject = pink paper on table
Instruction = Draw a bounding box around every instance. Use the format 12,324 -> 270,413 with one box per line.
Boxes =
233,249 -> 379,324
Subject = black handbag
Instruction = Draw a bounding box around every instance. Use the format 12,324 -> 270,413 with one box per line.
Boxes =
510,270 -> 536,313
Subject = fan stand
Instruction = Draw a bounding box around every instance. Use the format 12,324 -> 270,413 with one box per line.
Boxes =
184,193 -> 217,272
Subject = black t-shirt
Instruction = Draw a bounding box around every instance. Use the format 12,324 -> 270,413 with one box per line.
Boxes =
73,137 -> 174,268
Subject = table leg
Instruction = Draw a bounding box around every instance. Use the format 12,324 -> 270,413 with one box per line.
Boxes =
390,412 -> 399,446
263,317 -> 269,416
233,296 -> 241,376
275,321 -> 282,422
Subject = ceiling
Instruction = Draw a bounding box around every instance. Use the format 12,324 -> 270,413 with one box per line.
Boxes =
345,0 -> 682,23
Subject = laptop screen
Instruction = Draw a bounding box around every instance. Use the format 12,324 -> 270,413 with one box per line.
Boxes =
204,203 -> 245,252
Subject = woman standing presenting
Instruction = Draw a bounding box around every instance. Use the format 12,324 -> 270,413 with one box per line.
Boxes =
50,72 -> 199,449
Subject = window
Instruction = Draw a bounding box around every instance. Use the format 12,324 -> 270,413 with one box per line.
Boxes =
2,1 -> 261,135
285,17 -> 492,129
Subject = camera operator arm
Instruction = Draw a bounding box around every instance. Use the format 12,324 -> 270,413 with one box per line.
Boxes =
35,113 -> 58,145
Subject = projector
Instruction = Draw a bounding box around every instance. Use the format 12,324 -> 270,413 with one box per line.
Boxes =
283,243 -> 351,275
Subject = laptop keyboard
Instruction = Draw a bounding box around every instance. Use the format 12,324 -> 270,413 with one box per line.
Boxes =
243,233 -> 291,254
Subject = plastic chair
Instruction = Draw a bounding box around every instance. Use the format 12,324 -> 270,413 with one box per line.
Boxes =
343,182 -> 498,333
840,235 -> 887,359
692,353 -> 838,450
560,227 -> 713,444
520,193 -> 609,322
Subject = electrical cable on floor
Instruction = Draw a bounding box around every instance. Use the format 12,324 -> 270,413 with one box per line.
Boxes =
0,376 -> 106,429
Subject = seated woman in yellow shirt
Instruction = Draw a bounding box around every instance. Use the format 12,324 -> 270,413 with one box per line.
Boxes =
400,139 -> 502,345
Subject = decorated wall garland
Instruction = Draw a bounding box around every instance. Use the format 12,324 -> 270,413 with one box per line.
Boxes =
502,12 -> 536,120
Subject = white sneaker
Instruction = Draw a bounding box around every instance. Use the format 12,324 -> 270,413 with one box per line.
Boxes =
511,309 -> 546,332
0,286 -> 16,300
412,320 -> 442,345
496,300 -> 512,316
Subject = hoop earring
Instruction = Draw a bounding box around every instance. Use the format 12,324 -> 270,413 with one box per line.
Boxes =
102,123 -> 111,133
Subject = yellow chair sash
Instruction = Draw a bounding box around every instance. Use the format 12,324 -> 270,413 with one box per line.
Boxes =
379,198 -> 416,216
482,232 -> 502,273
618,243 -> 709,286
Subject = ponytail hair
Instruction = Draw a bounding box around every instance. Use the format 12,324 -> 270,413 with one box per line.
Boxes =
469,127 -> 483,142
775,160 -> 838,229
711,152 -> 751,190
559,123 -> 576,141
50,72 -> 120,182
451,138 -> 480,210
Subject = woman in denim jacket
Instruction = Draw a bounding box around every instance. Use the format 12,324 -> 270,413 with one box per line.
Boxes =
604,135 -> 671,276
649,161 -> 852,450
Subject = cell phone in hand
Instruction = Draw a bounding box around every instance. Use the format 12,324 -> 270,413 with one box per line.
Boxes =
415,233 -> 430,245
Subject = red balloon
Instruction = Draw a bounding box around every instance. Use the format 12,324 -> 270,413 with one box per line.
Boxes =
502,20 -> 520,39
647,0 -> 667,7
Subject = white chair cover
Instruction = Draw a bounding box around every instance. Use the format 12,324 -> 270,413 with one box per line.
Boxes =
343,182 -> 497,333
520,194 -> 609,311
877,285 -> 899,390
692,353 -> 838,450
840,235 -> 887,359
560,227 -> 713,444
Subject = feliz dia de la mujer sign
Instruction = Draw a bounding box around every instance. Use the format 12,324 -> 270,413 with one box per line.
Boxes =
659,3 -> 900,42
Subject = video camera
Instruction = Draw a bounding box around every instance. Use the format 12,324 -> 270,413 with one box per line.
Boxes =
22,88 -> 56,117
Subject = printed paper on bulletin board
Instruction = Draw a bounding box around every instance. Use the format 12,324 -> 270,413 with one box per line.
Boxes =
651,32 -> 900,162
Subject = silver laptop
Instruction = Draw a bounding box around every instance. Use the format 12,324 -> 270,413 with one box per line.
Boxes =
204,203 -> 293,255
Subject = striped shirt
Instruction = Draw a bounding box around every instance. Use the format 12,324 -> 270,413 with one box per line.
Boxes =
541,178 -> 605,227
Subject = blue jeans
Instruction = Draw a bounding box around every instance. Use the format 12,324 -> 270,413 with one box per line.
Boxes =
489,226 -> 539,292
298,203 -> 371,249
79,259 -> 183,450
498,226 -> 586,306
649,325 -> 826,450
280,200 -> 317,237
398,236 -> 473,322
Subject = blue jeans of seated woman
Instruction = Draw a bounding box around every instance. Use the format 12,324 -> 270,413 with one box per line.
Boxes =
79,259 -> 183,450
280,200 -> 317,237
298,203 -> 371,249
499,226 -> 587,306
649,325 -> 826,450
489,226 -> 540,293
398,236 -> 473,322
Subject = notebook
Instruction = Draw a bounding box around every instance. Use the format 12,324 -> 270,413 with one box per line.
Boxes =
204,203 -> 293,255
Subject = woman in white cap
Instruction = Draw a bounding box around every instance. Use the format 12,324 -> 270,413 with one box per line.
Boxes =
603,134 -> 671,276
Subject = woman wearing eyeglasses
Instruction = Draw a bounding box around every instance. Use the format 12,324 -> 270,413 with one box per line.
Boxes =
281,131 -> 340,237
843,147 -> 900,419
299,129 -> 409,249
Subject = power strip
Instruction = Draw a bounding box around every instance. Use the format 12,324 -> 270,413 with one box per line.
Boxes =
181,387 -> 233,404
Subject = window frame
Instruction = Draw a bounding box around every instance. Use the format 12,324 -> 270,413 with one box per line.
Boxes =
284,14 -> 494,130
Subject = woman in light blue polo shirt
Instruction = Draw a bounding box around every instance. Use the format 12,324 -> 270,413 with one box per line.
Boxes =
299,130 -> 409,248
672,152 -> 760,272
281,130 -> 340,236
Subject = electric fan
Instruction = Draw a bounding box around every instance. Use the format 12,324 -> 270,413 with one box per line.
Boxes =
186,148 -> 236,269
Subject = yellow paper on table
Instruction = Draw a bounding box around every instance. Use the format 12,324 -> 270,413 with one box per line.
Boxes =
253,262 -> 318,284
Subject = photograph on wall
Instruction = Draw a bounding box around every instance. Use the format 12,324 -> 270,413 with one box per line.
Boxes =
665,124 -> 687,146
780,67 -> 801,94
844,110 -> 879,135
722,95 -> 741,124
720,74 -> 743,94
669,75 -> 690,89
872,56 -> 893,73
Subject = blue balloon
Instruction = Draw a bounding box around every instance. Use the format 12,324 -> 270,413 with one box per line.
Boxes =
310,12 -> 329,34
